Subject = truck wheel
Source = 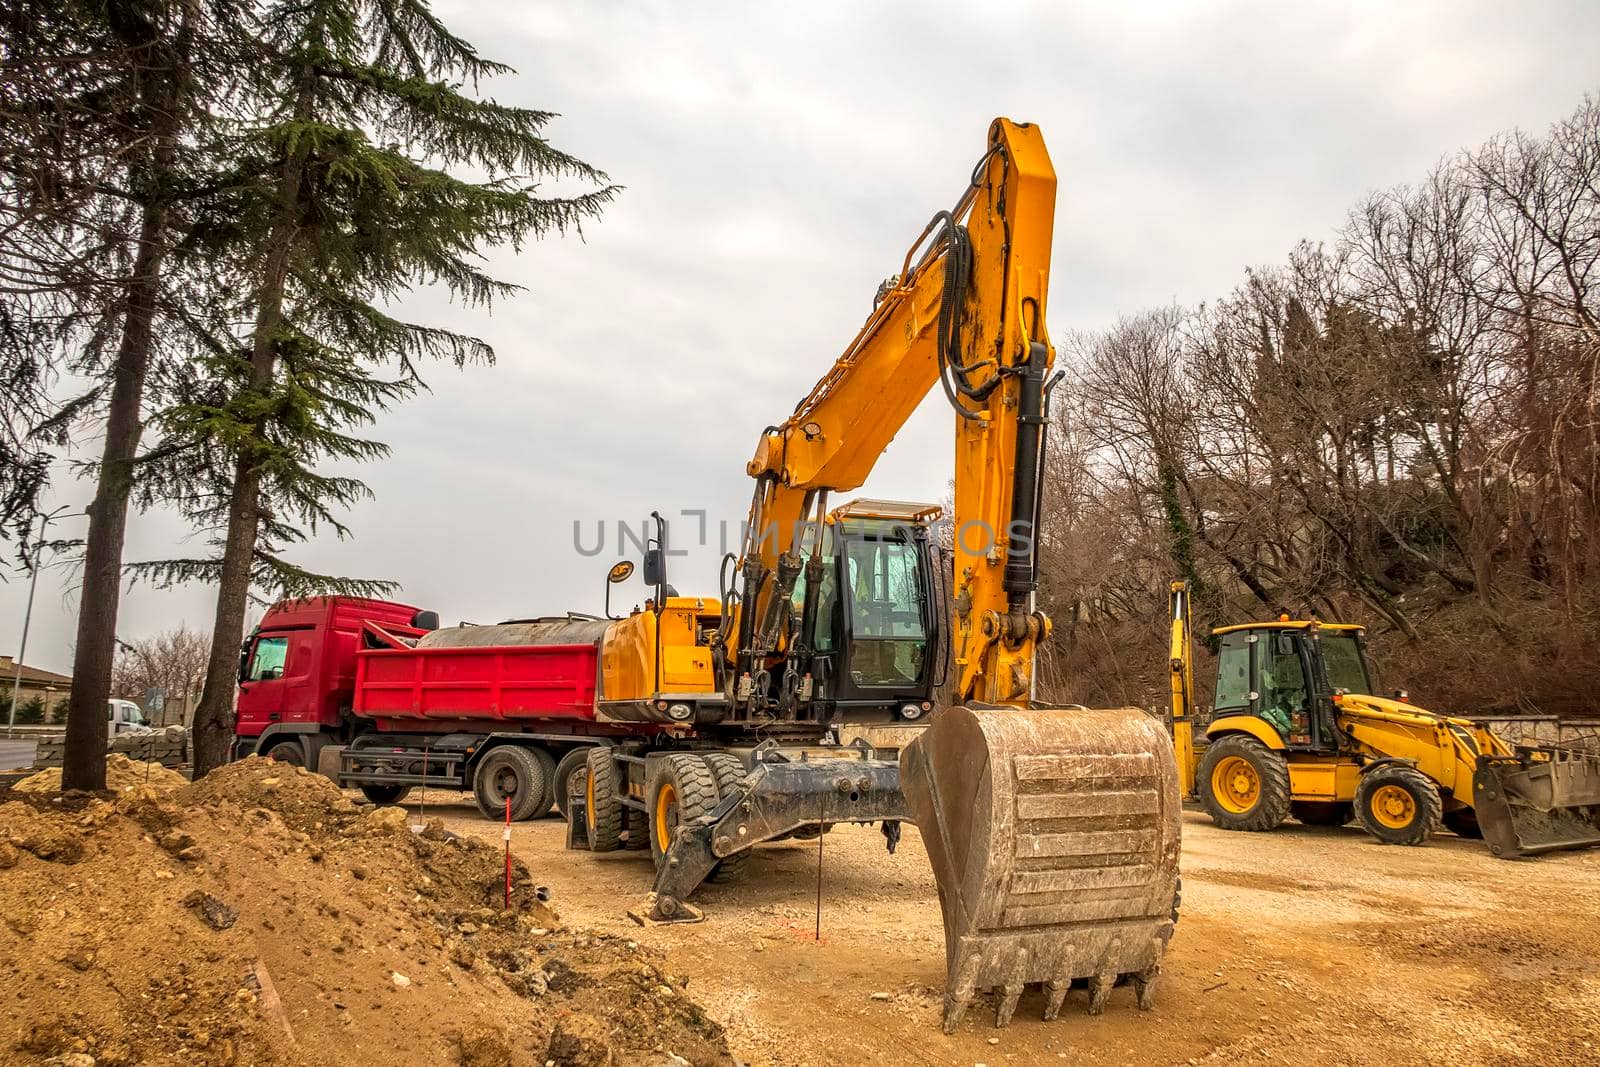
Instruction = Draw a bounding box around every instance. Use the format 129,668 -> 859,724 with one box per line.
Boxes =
552,748 -> 590,821
647,753 -> 719,870
1355,765 -> 1442,846
263,740 -> 306,767
527,746 -> 558,817
473,746 -> 547,822
699,752 -> 751,883
1197,735 -> 1291,832
360,784 -> 412,805
584,747 -> 625,852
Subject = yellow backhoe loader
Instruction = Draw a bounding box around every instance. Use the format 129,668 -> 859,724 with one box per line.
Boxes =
1169,580 -> 1600,856
557,119 -> 1181,1033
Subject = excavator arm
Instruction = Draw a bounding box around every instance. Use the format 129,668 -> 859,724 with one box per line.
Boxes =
728,119 -> 1057,710
649,120 -> 1182,1033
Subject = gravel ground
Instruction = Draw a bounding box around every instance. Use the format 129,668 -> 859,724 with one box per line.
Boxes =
426,796 -> 1600,1066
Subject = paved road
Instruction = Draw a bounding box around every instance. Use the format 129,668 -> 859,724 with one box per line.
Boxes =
0,739 -> 36,771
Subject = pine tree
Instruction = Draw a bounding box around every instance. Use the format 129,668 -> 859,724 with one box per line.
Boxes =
176,0 -> 615,775
2,0 -> 252,791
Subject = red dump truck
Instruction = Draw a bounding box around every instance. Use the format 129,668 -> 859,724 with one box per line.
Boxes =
231,595 -> 641,817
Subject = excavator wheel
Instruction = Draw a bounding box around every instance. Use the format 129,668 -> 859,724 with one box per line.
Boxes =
699,752 -> 752,884
1197,735 -> 1291,832
647,754 -> 720,870
1291,801 -> 1353,827
1354,765 -> 1442,846
584,747 -> 626,852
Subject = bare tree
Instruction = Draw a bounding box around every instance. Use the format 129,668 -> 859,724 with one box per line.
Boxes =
109,625 -> 210,726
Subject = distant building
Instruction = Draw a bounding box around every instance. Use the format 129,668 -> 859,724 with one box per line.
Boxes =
1,655 -> 72,717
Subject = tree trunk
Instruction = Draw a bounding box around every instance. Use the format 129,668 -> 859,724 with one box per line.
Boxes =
190,123 -> 307,777
60,202 -> 170,791
59,3 -> 192,792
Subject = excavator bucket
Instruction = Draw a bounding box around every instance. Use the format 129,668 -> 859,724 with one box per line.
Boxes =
1474,744 -> 1600,858
900,704 -> 1182,1033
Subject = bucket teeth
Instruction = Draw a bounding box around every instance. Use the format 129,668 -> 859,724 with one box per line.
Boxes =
1133,967 -> 1158,1010
1042,980 -> 1069,1021
1086,974 -> 1114,1015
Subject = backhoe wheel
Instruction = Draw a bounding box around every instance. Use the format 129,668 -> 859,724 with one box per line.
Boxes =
360,784 -> 411,806
699,752 -> 751,884
552,748 -> 591,821
648,754 -> 720,870
584,747 -> 625,852
473,746 -> 547,822
1355,765 -> 1442,846
1443,808 -> 1483,839
1292,800 -> 1353,827
1197,735 -> 1291,832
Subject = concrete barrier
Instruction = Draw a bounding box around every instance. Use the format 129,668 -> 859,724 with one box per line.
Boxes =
31,726 -> 190,770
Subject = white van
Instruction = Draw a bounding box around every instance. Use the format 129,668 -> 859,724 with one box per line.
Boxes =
107,699 -> 152,737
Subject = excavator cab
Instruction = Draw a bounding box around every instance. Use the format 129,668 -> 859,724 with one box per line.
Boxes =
790,501 -> 942,720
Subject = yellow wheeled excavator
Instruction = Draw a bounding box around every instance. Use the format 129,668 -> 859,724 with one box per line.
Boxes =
563,119 -> 1182,1033
1169,580 -> 1600,856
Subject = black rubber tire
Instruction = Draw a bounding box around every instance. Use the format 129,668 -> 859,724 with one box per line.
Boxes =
1292,800 -> 1354,827
699,752 -> 751,884
1354,765 -> 1442,846
359,784 -> 411,806
527,746 -> 558,816
263,740 -> 306,767
472,745 -> 547,822
584,746 -> 625,852
1443,808 -> 1483,839
1197,734 -> 1292,832
552,748 -> 591,821
647,753 -> 720,870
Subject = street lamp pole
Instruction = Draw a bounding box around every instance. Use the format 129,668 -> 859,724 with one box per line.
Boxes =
7,505 -> 75,734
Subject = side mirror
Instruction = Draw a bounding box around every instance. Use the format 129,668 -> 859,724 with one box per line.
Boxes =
411,609 -> 440,632
604,560 -> 635,621
642,548 -> 664,587
237,639 -> 252,684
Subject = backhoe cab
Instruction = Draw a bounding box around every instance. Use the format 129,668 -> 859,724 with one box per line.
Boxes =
1169,581 -> 1600,856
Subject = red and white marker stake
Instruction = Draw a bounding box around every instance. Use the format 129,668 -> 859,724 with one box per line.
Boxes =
503,794 -> 512,910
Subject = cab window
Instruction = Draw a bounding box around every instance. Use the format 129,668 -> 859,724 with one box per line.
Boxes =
1259,634 -> 1309,735
843,537 -> 926,686
1213,632 -> 1252,712
1318,633 -> 1370,694
247,636 -> 289,681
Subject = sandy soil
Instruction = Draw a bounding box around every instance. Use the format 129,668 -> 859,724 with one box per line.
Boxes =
427,797 -> 1600,1067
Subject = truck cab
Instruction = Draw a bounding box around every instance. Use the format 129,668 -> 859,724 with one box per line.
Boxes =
234,596 -> 425,765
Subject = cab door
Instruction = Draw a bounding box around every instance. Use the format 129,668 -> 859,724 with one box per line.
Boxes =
236,631 -> 291,735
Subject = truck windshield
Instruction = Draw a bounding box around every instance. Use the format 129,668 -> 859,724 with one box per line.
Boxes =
843,537 -> 926,686
1319,633 -> 1371,694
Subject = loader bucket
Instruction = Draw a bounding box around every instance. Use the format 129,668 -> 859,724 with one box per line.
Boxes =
1474,745 -> 1600,858
900,704 -> 1182,1033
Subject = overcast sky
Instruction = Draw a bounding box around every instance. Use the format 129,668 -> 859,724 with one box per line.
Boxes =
3,0 -> 1597,675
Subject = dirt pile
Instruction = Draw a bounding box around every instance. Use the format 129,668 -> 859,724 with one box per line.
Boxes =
0,756 -> 731,1066
14,753 -> 187,794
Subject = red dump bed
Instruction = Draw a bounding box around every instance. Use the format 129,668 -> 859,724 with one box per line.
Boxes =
354,642 -> 599,725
